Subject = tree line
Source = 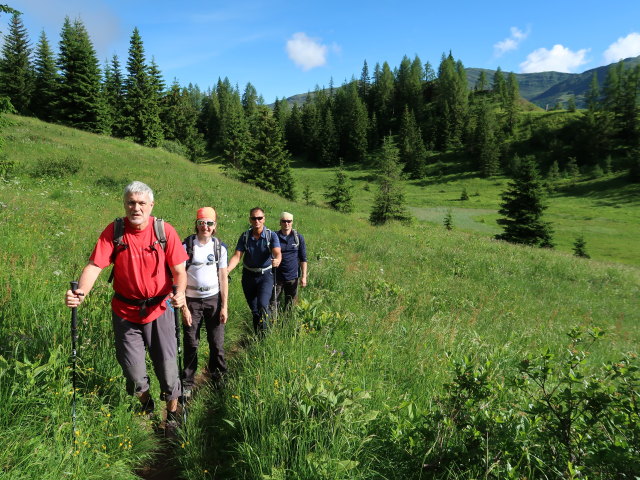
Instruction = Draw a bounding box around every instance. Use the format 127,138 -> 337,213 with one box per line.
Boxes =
1,12 -> 639,217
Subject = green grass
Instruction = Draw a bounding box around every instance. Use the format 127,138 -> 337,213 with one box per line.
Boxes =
293,157 -> 640,267
1,115 -> 639,479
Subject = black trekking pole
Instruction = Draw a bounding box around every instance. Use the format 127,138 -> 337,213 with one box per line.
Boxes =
70,280 -> 79,445
272,267 -> 278,325
172,286 -> 187,429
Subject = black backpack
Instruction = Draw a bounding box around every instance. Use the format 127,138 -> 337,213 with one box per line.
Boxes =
108,217 -> 167,283
183,234 -> 222,271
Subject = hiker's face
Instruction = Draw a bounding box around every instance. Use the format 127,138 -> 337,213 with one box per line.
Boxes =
196,216 -> 216,238
249,210 -> 265,230
124,192 -> 154,228
280,218 -> 293,234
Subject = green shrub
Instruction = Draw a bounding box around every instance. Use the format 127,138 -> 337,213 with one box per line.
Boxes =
30,155 -> 82,179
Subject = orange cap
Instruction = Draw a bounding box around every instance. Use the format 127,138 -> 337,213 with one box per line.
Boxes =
196,207 -> 216,220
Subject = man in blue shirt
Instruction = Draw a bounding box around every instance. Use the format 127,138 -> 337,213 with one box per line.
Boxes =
272,211 -> 307,312
228,207 -> 281,334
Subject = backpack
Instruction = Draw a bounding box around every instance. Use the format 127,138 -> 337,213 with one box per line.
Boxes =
107,217 -> 167,283
291,229 -> 300,249
242,227 -> 274,251
184,234 -> 222,271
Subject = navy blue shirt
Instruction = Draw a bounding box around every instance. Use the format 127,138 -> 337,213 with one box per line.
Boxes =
235,228 -> 281,269
276,229 -> 307,281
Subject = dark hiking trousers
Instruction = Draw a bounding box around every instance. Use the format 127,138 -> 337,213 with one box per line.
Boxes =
183,294 -> 227,386
271,278 -> 299,313
241,269 -> 274,334
112,305 -> 180,401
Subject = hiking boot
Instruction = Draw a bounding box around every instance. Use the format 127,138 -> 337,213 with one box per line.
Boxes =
165,410 -> 180,439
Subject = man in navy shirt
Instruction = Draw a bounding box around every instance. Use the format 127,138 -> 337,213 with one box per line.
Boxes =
272,211 -> 307,312
228,207 -> 281,334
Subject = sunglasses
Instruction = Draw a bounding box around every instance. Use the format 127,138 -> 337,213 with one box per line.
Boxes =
250,216 -> 264,221
196,220 -> 216,227
280,219 -> 292,223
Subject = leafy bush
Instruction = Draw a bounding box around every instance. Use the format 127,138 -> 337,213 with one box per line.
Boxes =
0,157 -> 15,180
30,155 -> 82,179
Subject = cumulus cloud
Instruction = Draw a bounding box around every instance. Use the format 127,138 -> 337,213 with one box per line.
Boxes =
603,32 -> 640,63
520,44 -> 589,73
494,27 -> 529,56
286,32 -> 329,71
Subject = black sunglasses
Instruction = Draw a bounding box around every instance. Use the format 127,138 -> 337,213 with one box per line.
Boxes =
280,219 -> 292,223
250,216 -> 264,221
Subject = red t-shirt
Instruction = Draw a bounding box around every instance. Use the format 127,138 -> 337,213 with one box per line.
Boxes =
90,217 -> 189,324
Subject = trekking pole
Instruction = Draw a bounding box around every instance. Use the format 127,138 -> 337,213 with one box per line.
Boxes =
172,286 -> 187,429
272,267 -> 278,325
70,280 -> 79,445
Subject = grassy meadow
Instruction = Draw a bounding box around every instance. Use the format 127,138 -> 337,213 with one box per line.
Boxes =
1,115 -> 639,479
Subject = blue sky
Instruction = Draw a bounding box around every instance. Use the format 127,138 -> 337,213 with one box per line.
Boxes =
7,0 -> 640,103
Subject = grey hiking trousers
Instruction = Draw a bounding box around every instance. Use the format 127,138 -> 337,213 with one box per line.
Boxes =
112,304 -> 180,401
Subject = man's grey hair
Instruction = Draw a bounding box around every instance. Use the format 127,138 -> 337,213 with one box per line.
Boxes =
123,181 -> 154,202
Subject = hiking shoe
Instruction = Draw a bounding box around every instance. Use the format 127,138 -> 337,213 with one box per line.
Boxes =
165,410 -> 180,439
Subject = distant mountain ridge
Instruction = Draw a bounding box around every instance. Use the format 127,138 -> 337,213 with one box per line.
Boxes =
282,55 -> 640,110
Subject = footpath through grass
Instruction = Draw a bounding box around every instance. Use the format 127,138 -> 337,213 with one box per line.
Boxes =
1,116 -> 639,479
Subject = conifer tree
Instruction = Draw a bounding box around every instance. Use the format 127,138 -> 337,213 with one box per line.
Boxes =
272,97 -> 290,133
475,71 -> 488,91
0,13 -> 33,115
123,27 -> 163,146
369,136 -> 411,225
56,17 -> 105,133
435,53 -> 468,150
398,105 -> 427,178
323,160 -> 354,213
240,110 -> 295,200
334,81 -> 368,163
586,72 -> 600,112
359,59 -> 370,105
443,210 -> 453,230
474,98 -> 500,177
32,30 -> 58,122
301,95 -> 321,163
103,54 -> 125,136
492,67 -> 506,103
572,235 -> 590,258
371,61 -> 395,140
318,107 -> 338,166
161,81 -> 204,161
504,72 -> 520,132
496,155 -> 554,247
285,103 -> 305,156
221,96 -> 251,171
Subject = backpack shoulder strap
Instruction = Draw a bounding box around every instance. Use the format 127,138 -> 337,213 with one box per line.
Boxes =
184,234 -> 196,269
212,236 -> 221,270
108,217 -> 126,283
153,218 -> 167,251
292,229 -> 300,248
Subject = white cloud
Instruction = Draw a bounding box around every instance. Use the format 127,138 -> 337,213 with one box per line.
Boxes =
603,32 -> 640,64
520,44 -> 589,73
494,27 -> 529,56
286,32 -> 329,71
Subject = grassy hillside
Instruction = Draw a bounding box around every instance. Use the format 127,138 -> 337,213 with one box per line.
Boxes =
1,116 -> 639,479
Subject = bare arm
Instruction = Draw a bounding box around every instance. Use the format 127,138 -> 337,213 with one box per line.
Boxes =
218,266 -> 229,324
271,247 -> 282,268
169,262 -> 187,309
227,250 -> 243,274
300,261 -> 308,287
65,261 -> 103,308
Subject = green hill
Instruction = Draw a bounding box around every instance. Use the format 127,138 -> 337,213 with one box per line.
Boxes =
1,116 -> 639,478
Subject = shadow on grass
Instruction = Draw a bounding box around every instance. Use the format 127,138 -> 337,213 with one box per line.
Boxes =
554,175 -> 640,206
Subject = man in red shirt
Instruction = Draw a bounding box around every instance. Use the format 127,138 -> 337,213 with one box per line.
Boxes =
65,181 -> 188,426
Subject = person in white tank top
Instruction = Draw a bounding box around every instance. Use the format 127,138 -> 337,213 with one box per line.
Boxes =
180,207 -> 229,395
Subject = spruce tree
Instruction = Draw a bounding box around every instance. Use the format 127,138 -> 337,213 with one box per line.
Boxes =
496,155 -> 554,247
123,27 -> 163,146
435,53 -> 468,150
0,13 -> 33,115
32,30 -> 58,122
240,110 -> 295,200
369,136 -> 411,225
504,72 -> 520,132
323,160 -> 354,213
474,97 -> 500,177
334,80 -> 368,164
398,105 -> 427,178
103,54 -> 125,136
572,235 -> 590,258
285,103 -> 305,156
318,108 -> 338,166
443,210 -> 453,230
161,81 -> 204,161
56,17 -> 105,133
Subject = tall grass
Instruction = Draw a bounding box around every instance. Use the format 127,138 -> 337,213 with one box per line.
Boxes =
1,115 -> 638,478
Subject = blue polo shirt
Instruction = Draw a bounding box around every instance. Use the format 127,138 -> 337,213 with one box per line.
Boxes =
276,230 -> 307,282
236,228 -> 281,269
